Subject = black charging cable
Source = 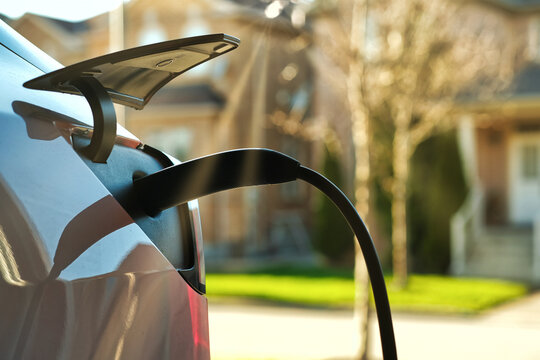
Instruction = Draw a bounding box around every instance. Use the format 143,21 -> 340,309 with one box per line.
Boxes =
134,148 -> 397,360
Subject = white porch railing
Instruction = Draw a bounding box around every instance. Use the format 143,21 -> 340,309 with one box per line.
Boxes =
533,216 -> 540,283
450,186 -> 484,276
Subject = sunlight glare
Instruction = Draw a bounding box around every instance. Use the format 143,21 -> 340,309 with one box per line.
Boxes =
265,1 -> 284,19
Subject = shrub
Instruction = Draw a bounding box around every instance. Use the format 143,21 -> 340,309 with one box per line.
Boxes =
408,131 -> 467,273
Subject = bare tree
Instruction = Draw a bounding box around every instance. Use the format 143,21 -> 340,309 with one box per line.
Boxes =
313,0 -> 516,289
359,0 -> 517,287
267,1 -> 517,358
311,1 -> 376,358
311,0 -> 517,355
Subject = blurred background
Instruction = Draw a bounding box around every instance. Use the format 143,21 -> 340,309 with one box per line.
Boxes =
4,0 -> 540,359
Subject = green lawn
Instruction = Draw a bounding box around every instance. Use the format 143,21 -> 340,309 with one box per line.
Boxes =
206,266 -> 528,315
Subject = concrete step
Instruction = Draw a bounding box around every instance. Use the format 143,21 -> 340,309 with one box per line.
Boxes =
464,227 -> 533,281
481,225 -> 531,240
464,261 -> 531,282
469,242 -> 532,261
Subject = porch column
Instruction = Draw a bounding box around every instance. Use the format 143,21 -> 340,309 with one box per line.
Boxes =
450,115 -> 480,275
450,215 -> 466,275
533,217 -> 540,284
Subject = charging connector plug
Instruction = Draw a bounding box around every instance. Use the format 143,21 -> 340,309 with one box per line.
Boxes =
133,148 -> 397,360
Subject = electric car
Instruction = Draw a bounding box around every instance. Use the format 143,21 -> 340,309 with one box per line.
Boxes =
0,19 -> 397,360
0,20 -> 240,359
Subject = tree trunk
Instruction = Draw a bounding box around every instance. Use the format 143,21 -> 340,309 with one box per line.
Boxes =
349,76 -> 371,358
351,111 -> 371,360
348,0 -> 372,358
351,100 -> 371,358
392,112 -> 410,288
353,243 -> 370,360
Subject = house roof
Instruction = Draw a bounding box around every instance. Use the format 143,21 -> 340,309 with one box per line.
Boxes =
44,16 -> 89,33
461,63 -> 540,99
10,13 -> 87,53
460,63 -> 540,116
224,0 -> 313,34
9,12 -> 90,34
480,0 -> 540,12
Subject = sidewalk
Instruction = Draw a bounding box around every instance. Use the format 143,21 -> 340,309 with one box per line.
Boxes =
208,292 -> 540,360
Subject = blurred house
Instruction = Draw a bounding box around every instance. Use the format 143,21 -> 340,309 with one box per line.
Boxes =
7,0 -> 318,263
305,0 -> 540,281
452,0 -> 540,283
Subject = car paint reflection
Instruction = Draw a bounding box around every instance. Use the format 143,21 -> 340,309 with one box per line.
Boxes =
49,195 -> 135,279
0,42 -> 210,359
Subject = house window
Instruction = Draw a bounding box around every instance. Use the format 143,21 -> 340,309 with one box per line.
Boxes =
521,144 -> 538,179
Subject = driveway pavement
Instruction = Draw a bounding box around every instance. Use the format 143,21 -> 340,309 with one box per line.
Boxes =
208,292 -> 540,360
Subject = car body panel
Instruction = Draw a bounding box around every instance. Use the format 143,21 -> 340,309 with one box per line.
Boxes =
0,22 -> 210,360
